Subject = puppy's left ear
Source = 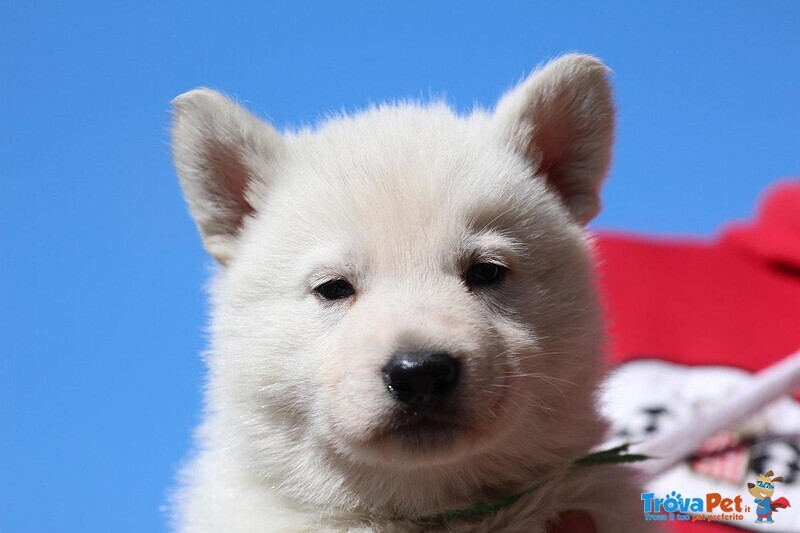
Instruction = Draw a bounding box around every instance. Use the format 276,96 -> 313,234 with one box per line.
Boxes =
493,54 -> 615,225
171,88 -> 285,264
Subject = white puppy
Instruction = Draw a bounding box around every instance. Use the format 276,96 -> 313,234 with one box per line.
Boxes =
170,54 -> 652,532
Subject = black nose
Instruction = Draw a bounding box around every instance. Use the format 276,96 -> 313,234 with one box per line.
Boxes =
383,352 -> 460,405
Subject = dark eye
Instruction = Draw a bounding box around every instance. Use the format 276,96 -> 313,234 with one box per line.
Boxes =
315,279 -> 355,300
465,262 -> 507,288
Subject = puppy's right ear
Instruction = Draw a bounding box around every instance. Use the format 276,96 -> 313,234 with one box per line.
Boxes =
493,54 -> 614,225
171,89 -> 284,264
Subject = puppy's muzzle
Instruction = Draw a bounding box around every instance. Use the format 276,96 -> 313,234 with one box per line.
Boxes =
382,351 -> 460,407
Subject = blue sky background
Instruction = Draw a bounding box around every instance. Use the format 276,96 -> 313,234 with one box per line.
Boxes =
1,2 -> 798,531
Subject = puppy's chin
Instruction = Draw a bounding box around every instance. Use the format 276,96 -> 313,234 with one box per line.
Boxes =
329,394 -> 522,468
338,419 -> 473,467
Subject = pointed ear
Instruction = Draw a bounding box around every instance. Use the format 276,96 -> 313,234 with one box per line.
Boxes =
171,88 -> 284,264
772,476 -> 784,483
493,54 -> 615,225
765,470 -> 774,477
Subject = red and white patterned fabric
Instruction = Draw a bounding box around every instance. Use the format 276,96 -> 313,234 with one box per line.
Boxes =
595,180 -> 800,532
690,432 -> 750,485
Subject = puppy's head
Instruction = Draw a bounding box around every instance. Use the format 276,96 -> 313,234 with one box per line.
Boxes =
173,54 -> 614,507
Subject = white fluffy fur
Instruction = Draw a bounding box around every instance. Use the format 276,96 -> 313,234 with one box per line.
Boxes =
170,54 -> 654,532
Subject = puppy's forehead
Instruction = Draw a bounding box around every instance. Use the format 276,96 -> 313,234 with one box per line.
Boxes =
275,105 -> 547,238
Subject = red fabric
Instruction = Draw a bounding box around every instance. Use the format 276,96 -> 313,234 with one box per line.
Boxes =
596,179 -> 800,376
594,179 -> 800,532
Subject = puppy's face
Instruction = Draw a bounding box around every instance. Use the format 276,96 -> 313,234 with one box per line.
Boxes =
173,54 -> 614,504
226,124 -> 597,466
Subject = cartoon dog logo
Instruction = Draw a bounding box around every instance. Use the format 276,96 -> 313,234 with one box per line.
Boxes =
747,470 -> 791,524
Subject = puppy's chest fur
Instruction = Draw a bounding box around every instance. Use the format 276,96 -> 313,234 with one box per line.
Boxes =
181,457 -> 649,532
